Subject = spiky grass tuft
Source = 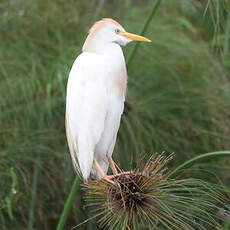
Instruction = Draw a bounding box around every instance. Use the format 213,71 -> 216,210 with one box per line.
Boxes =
84,154 -> 229,230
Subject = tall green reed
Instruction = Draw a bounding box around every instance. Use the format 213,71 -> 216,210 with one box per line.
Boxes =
127,0 -> 162,67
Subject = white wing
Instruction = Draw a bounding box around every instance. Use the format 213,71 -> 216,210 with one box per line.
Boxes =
66,52 -> 110,180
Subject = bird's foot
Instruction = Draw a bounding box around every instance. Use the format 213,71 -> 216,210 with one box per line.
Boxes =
102,175 -> 115,185
108,156 -> 121,175
107,171 -> 132,179
107,157 -> 133,182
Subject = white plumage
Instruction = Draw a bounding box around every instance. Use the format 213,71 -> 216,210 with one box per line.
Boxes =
65,18 -> 150,182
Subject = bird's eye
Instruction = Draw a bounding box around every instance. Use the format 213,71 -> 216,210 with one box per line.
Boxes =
115,29 -> 120,34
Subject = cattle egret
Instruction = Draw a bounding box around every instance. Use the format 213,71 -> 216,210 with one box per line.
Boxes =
66,18 -> 151,183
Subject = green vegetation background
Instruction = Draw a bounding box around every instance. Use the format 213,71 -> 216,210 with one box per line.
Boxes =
0,0 -> 230,229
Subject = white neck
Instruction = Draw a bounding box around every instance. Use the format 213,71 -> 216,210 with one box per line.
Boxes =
102,43 -> 126,69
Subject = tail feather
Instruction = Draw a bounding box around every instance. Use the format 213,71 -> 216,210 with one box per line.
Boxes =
65,113 -> 81,176
66,111 -> 94,180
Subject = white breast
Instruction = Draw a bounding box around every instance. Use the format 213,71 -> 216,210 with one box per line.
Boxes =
65,43 -> 127,179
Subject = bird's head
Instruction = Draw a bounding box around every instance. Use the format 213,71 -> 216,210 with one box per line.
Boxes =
83,18 -> 151,53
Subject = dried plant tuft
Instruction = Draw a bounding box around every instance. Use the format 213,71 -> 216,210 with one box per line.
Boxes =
83,154 -> 229,230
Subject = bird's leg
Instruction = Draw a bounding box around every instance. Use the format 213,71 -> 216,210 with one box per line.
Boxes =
93,158 -> 114,184
108,156 -> 118,175
93,158 -> 107,178
107,157 -> 133,180
83,178 -> 88,184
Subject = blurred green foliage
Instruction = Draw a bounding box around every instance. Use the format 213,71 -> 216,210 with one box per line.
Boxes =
0,0 -> 230,229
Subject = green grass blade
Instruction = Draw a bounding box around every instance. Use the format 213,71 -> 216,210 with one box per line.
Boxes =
127,0 -> 162,67
167,151 -> 230,179
223,5 -> 230,56
56,176 -> 81,230
92,0 -> 106,23
28,152 -> 41,230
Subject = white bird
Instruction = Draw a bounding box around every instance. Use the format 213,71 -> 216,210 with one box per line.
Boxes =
65,18 -> 151,183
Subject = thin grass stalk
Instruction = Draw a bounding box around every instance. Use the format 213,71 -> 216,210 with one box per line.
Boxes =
167,151 -> 230,179
56,176 -> 80,230
223,5 -> 230,57
28,152 -> 41,230
0,210 -> 6,230
92,0 -> 106,23
127,0 -> 162,67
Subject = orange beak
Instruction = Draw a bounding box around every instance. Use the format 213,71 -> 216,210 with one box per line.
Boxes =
122,32 -> 151,42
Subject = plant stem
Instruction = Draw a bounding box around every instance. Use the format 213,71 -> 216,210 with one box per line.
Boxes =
92,0 -> 106,23
223,4 -> 230,57
0,210 -> 6,230
167,151 -> 230,179
127,0 -> 162,67
28,152 -> 41,230
56,176 -> 80,230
